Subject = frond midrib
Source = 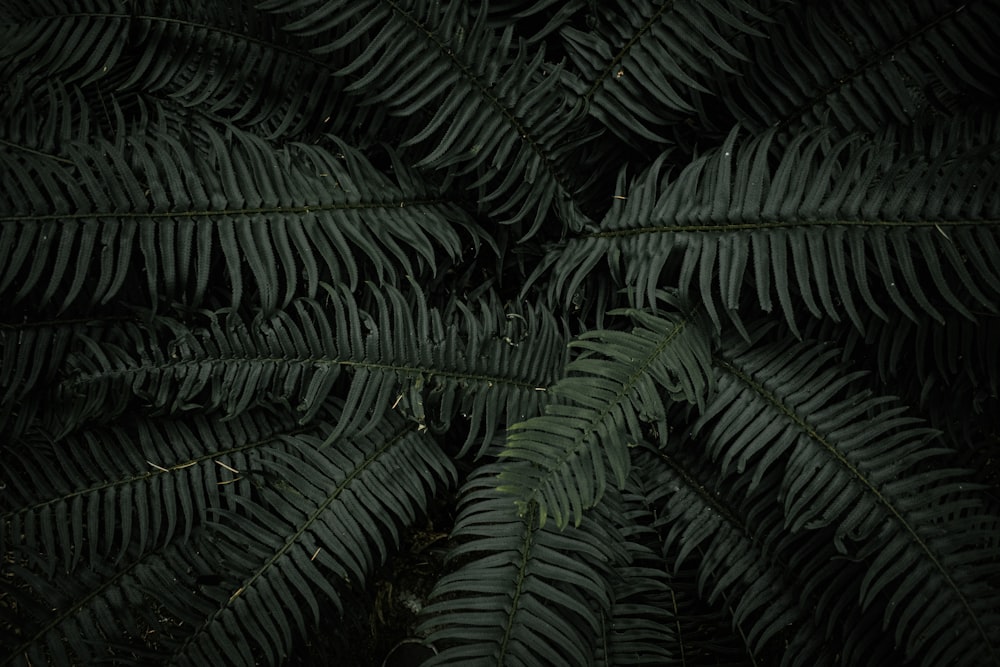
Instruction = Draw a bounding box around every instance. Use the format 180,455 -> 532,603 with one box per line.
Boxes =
0,199 -> 455,224
717,354 -> 997,660
0,138 -> 74,164
497,504 -> 536,665
62,353 -> 551,394
584,218 -> 1000,239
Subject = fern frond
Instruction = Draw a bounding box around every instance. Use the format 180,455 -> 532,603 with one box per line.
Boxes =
0,545 -> 185,667
552,120 -> 1000,333
418,461 -> 626,666
498,296 -> 714,527
560,0 -> 771,146
2,403 -> 454,665
52,285 -> 564,453
259,0 -> 592,238
0,1 -> 376,141
0,124 -> 474,312
148,408 -> 454,665
710,0 -> 1000,137
0,408 -> 324,575
696,325 -> 1000,666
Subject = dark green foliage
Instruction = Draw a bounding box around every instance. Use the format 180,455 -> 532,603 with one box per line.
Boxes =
1,1 -> 999,665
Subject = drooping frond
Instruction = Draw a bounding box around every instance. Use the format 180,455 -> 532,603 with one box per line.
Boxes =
0,122 -> 475,313
258,0 -> 593,238
51,284 -> 564,454
155,409 -> 453,665
559,0 -> 773,146
2,402 -> 454,666
1,407 -> 315,576
498,295 -> 714,527
707,0 -> 1000,138
418,461 -> 627,666
635,441 -> 910,667
692,324 -> 1000,666
551,119 -> 1000,334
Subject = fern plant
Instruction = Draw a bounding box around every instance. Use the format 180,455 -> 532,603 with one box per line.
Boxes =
2,1 -> 999,665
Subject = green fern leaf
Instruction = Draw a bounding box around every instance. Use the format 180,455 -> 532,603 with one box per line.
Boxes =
52,285 -> 564,453
419,461 -> 627,666
260,0 -> 592,238
158,407 -> 454,665
0,124 -> 475,312
695,325 -> 1000,666
553,120 -> 1000,334
498,296 -> 714,527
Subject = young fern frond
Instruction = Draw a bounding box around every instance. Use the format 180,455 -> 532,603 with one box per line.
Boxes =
418,461 -> 627,666
498,296 -> 714,527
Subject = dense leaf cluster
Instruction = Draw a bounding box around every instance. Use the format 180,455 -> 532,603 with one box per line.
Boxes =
2,1 -> 999,665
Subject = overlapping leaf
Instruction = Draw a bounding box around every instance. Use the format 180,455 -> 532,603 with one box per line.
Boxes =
52,285 -> 564,454
498,296 -> 714,527
692,325 -> 1000,666
418,461 -> 626,666
259,0 -> 592,238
